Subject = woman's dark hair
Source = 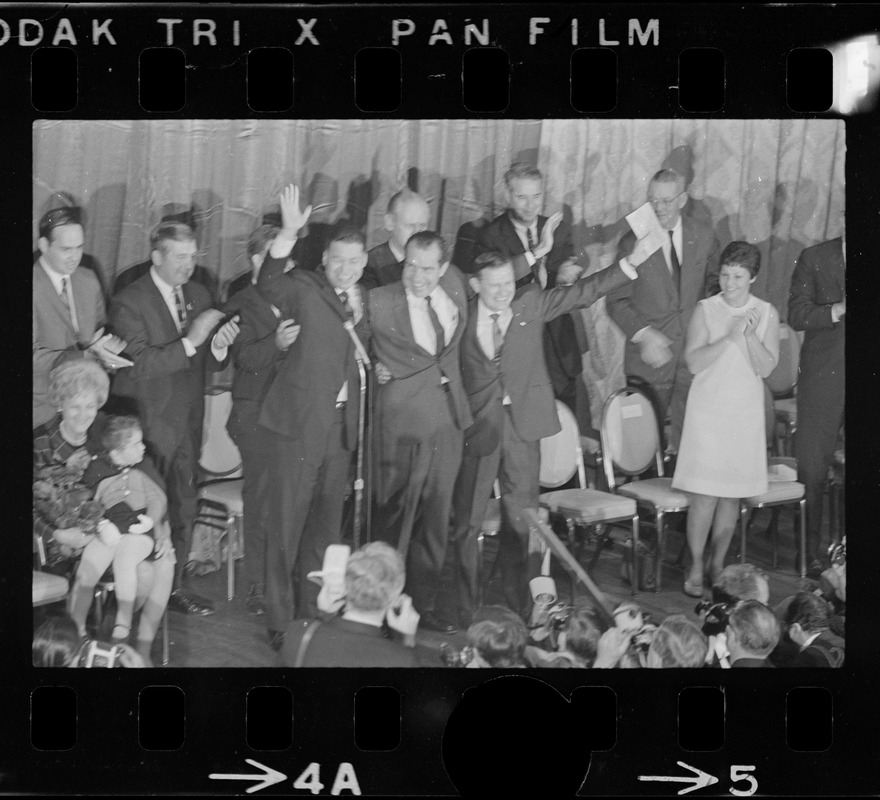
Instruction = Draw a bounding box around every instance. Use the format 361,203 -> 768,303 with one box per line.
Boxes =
719,240 -> 761,278
33,616 -> 83,667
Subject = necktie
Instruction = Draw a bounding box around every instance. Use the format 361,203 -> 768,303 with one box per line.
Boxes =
425,295 -> 445,357
337,289 -> 354,321
668,230 -> 682,288
173,286 -> 188,333
526,225 -> 547,288
490,312 -> 504,364
59,276 -> 71,311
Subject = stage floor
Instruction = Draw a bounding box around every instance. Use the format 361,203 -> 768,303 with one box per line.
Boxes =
128,503 -> 822,668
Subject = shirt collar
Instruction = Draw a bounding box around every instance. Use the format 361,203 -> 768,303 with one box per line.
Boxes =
405,285 -> 443,306
388,240 -> 406,263
150,266 -> 180,299
510,213 -> 537,237
670,215 -> 683,238
801,631 -> 823,649
39,257 -> 68,293
477,298 -> 512,323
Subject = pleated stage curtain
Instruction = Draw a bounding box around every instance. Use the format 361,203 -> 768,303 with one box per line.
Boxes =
537,119 -> 845,423
33,119 -> 844,420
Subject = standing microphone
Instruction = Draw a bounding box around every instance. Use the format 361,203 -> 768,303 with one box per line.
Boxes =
343,319 -> 372,369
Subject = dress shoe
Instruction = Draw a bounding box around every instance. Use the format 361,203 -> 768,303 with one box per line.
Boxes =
167,589 -> 215,616
268,629 -> 285,652
246,583 -> 267,615
420,611 -> 458,635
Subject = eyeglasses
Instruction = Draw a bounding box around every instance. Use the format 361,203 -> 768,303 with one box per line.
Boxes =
648,192 -> 684,208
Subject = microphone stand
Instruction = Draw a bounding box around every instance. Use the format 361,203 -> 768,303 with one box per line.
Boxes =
344,319 -> 371,550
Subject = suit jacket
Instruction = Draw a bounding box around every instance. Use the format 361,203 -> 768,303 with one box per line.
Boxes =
607,216 -> 719,386
225,271 -> 253,303
109,273 -> 216,453
361,241 -> 403,292
255,255 -> 370,452
224,283 -> 284,435
280,617 -> 418,667
460,265 -> 633,456
369,266 -> 473,444
793,629 -> 845,668
479,211 -> 574,285
788,238 -> 845,408
32,264 -> 106,428
730,657 -> 775,668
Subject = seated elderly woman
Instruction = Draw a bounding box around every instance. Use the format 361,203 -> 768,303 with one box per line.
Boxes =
33,360 -> 175,666
281,542 -> 420,667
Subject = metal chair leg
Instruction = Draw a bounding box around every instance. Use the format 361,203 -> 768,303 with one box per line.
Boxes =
161,612 -> 170,666
655,511 -> 665,592
630,516 -> 640,596
798,498 -> 807,578
476,531 -> 485,609
739,503 -> 748,564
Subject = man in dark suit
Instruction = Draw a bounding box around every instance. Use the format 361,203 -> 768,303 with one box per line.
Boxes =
360,189 -> 430,291
109,222 -> 234,615
215,224 -> 300,616
788,236 -> 845,576
477,163 -> 594,433
33,207 -> 128,428
607,168 -> 720,452
255,185 -> 372,651
446,250 -> 640,623
370,231 -> 472,634
113,207 -> 219,302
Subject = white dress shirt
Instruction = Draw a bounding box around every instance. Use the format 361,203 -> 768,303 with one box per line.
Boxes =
150,267 -> 197,357
405,285 -> 458,356
40,258 -> 80,334
476,299 -> 513,404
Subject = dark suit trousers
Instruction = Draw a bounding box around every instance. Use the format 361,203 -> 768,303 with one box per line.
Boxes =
227,405 -> 272,588
795,392 -> 844,561
450,406 -> 540,618
149,420 -> 201,589
375,420 -> 463,614
265,413 -> 350,631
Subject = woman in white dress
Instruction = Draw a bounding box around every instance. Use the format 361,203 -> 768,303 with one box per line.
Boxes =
673,242 -> 780,598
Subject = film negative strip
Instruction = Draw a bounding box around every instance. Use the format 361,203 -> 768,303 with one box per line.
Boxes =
4,1 -> 879,796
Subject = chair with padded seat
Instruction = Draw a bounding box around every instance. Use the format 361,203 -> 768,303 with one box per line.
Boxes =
739,456 -> 807,578
538,400 -> 641,595
600,386 -> 690,592
766,321 -> 802,457
196,386 -> 244,602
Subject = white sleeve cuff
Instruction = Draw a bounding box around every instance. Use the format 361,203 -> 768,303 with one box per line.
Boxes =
618,257 -> 638,280
181,337 -> 197,358
631,325 -> 650,344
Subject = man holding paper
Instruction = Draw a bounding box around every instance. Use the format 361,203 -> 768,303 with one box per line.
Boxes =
33,207 -> 130,428
607,168 -> 719,452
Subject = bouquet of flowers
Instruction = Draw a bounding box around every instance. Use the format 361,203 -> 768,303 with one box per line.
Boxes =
33,461 -> 104,534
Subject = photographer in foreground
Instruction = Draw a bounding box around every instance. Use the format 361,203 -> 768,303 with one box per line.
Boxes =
33,615 -> 146,668
280,542 -> 420,667
593,613 -> 707,669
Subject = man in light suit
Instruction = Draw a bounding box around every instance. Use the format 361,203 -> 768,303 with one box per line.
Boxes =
255,186 -> 372,651
607,168 -> 720,451
33,207 -> 128,428
370,231 -> 472,634
478,163 -> 594,433
360,189 -> 430,291
110,222 -> 233,616
446,249 -> 642,623
788,236 -> 845,577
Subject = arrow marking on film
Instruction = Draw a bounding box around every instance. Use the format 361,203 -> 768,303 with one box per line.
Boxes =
209,759 -> 287,794
638,761 -> 719,795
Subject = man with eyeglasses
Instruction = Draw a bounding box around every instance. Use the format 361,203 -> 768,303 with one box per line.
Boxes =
607,168 -> 719,454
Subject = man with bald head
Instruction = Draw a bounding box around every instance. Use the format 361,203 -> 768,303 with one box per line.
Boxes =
360,189 -> 430,291
607,168 -> 719,452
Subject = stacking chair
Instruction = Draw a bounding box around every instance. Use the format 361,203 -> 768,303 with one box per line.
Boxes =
766,322 -> 801,456
739,456 -> 807,578
538,400 -> 641,595
600,386 -> 689,592
196,386 -> 244,601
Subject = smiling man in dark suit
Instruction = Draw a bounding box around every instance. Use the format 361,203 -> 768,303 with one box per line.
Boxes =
446,249 -> 643,623
788,236 -> 845,577
109,222 -> 234,616
478,163 -> 594,433
370,231 -> 472,634
255,185 -> 372,651
607,168 -> 719,452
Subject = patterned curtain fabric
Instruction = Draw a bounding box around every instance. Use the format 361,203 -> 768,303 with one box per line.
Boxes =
33,119 -> 843,419
537,119 -> 844,421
